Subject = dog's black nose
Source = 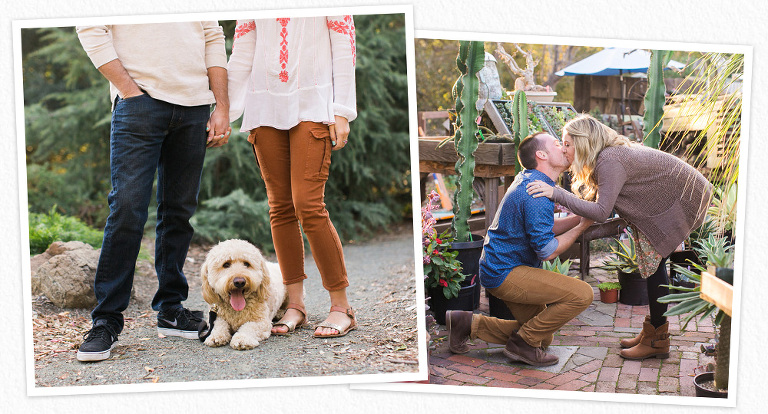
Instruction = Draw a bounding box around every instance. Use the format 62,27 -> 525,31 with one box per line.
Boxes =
233,277 -> 246,288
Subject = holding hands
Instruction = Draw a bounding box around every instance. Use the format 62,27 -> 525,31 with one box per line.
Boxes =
206,106 -> 231,148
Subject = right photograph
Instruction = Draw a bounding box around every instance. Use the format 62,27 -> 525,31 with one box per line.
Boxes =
417,32 -> 748,404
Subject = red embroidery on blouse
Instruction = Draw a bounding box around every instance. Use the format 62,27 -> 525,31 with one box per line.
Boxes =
277,18 -> 290,82
234,20 -> 255,41
327,15 -> 356,66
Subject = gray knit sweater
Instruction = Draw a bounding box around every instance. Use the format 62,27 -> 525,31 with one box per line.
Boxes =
552,145 -> 713,257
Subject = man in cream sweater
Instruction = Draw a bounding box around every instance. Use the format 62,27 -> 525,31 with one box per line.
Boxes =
75,22 -> 230,362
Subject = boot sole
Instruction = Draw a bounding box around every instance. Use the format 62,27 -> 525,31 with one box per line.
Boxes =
619,352 -> 669,360
502,349 -> 558,367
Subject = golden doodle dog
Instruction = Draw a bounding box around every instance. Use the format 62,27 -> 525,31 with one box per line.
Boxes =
201,239 -> 288,350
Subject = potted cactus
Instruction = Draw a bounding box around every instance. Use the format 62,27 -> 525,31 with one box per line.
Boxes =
433,40 -> 488,315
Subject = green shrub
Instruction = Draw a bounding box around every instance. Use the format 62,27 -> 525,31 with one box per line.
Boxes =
28,207 -> 103,255
190,189 -> 274,253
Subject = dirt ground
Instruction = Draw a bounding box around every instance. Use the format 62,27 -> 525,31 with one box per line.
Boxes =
31,225 -> 421,388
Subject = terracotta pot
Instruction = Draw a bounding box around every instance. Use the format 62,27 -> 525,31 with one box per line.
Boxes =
599,288 -> 619,304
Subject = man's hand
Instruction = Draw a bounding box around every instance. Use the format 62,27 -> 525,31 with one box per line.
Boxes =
97,59 -> 143,99
329,115 -> 350,151
205,66 -> 230,148
578,217 -> 595,229
206,106 -> 231,148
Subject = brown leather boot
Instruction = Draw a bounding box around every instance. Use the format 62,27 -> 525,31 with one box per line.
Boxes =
619,320 -> 670,360
503,330 -> 558,366
620,315 -> 651,348
446,310 -> 473,354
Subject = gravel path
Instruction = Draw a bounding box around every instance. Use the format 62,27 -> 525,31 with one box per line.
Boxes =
31,226 -> 420,388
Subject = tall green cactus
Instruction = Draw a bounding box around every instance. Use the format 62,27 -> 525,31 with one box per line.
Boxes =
511,90 -> 529,173
451,41 -> 485,243
643,50 -> 670,149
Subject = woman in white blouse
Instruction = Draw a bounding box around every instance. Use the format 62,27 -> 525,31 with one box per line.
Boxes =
228,16 -> 357,338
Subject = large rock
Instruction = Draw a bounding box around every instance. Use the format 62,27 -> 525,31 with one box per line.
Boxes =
34,241 -> 100,308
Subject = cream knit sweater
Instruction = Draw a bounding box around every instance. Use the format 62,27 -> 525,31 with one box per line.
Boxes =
76,22 -> 227,107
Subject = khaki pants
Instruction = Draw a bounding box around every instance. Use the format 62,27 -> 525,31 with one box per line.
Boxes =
250,122 -> 348,291
472,266 -> 593,348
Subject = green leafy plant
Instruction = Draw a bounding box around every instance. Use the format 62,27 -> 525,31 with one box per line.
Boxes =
600,232 -> 639,274
542,257 -> 573,276
28,206 -> 104,255
597,281 -> 622,292
423,191 -> 467,299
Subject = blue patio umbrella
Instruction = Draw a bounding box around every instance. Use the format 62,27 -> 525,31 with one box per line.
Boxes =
556,48 -> 685,126
555,47 -> 684,76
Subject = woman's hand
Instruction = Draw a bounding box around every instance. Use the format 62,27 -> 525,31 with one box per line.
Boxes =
329,115 -> 350,151
526,180 -> 554,199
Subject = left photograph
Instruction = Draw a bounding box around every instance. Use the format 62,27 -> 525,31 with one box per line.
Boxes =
15,8 -> 423,394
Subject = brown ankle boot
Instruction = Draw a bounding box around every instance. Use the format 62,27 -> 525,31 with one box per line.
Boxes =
620,315 -> 651,348
620,320 -> 670,360
503,330 -> 558,366
446,310 -> 473,354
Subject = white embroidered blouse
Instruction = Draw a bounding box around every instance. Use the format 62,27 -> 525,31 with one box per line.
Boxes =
228,16 -> 357,131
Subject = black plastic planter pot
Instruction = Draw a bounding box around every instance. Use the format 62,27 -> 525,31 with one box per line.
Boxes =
487,289 -> 515,320
693,372 -> 728,398
428,282 -> 477,325
449,234 -> 484,310
618,271 -> 649,306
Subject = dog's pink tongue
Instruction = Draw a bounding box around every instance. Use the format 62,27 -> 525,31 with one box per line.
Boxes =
230,290 -> 246,311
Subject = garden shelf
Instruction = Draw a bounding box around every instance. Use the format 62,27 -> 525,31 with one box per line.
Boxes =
700,270 -> 733,317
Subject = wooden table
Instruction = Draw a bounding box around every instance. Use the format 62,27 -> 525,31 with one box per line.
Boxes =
419,137 -> 518,231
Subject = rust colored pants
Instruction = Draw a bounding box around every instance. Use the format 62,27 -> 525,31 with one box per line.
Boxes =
472,265 -> 593,348
249,122 -> 348,291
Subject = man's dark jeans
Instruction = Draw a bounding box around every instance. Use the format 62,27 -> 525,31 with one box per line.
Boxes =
91,93 -> 209,333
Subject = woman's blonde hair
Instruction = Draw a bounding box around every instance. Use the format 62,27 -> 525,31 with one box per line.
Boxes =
564,114 -> 633,201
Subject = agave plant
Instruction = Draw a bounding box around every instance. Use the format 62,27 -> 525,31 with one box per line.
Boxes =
542,257 -> 573,276
600,233 -> 639,274
658,234 -> 734,391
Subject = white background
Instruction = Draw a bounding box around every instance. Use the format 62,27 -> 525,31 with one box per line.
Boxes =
3,0 -> 764,412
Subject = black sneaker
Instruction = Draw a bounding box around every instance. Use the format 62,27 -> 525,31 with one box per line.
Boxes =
157,307 -> 203,339
77,324 -> 118,362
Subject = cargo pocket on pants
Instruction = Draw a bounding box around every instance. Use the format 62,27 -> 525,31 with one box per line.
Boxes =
304,127 -> 332,181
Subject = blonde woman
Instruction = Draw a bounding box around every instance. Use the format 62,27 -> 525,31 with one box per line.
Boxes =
527,114 -> 713,360
227,16 -> 357,338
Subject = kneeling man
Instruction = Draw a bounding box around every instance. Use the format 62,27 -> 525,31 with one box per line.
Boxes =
447,132 -> 594,366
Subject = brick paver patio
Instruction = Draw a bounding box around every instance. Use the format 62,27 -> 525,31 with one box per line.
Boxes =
427,255 -> 718,396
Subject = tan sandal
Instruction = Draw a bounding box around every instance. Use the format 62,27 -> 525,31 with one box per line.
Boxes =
272,303 -> 308,336
313,306 -> 357,338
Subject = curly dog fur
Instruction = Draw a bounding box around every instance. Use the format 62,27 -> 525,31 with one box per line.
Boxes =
201,239 -> 287,350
